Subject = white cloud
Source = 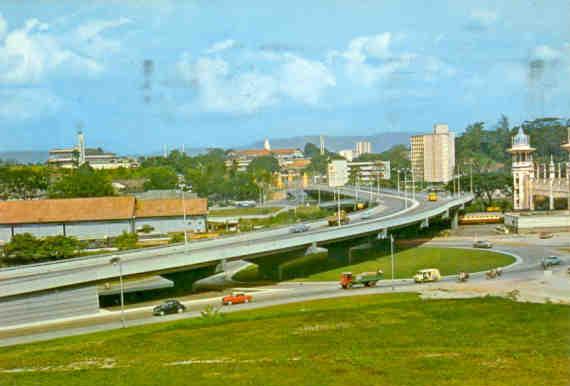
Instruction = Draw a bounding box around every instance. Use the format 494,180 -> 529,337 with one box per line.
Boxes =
75,17 -> 131,41
279,54 -> 336,104
0,88 -> 62,120
533,45 -> 564,61
470,9 -> 498,26
0,13 -> 7,38
205,39 -> 237,54
176,51 -> 336,114
73,17 -> 132,57
0,19 -> 102,84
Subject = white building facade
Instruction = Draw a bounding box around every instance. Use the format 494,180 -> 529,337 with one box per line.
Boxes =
410,123 -> 455,183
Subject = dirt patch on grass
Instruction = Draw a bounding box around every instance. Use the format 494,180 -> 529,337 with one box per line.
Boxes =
166,357 -> 301,366
1,358 -> 118,373
292,322 -> 353,335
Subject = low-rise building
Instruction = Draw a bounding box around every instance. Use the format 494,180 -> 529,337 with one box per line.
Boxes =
225,147 -> 304,172
327,159 -> 390,187
0,196 -> 207,242
48,131 -> 138,170
339,149 -> 354,161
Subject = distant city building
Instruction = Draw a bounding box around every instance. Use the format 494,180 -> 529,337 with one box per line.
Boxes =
327,159 -> 391,187
354,141 -> 372,157
319,135 -> 325,155
48,131 -> 138,170
0,196 -> 208,242
410,124 -> 455,183
225,139 -> 304,172
339,149 -> 354,161
327,160 -> 349,187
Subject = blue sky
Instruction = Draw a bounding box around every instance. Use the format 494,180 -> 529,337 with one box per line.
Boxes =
1,0 -> 569,153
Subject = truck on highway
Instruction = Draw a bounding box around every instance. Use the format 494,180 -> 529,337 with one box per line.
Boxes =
340,270 -> 384,289
327,210 -> 350,226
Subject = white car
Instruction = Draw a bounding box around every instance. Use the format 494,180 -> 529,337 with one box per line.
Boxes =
290,224 -> 310,233
361,212 -> 374,220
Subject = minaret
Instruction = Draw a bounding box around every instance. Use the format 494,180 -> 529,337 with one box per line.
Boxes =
319,135 -> 325,155
562,127 -> 570,210
263,138 -> 271,151
77,130 -> 86,166
507,128 -> 535,210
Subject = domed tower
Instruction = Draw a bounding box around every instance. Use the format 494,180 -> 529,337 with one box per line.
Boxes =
562,127 -> 570,210
507,128 -> 535,210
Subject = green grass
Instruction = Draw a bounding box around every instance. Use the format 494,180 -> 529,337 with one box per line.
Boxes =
293,247 -> 514,281
0,294 -> 568,386
208,207 -> 280,216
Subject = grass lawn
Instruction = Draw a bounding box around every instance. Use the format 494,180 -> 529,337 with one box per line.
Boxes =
208,207 -> 280,216
294,247 -> 514,281
0,294 -> 567,386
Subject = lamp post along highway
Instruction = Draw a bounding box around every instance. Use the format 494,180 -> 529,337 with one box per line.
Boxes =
179,183 -> 188,249
110,257 -> 125,328
390,234 -> 395,291
337,188 -> 341,227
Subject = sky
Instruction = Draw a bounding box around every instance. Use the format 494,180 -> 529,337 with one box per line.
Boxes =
0,0 -> 569,154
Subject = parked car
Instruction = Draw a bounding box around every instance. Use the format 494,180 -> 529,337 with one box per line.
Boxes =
290,223 -> 310,233
153,299 -> 186,316
222,292 -> 252,306
542,256 -> 562,269
473,240 -> 493,248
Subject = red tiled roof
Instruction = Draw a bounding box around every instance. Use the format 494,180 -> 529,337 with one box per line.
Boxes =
0,197 -> 208,225
0,197 -> 135,225
135,198 -> 207,218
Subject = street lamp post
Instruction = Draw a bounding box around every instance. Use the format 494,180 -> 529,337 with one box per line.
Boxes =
110,257 -> 125,328
390,234 -> 395,291
337,188 -> 341,227
179,183 -> 188,249
397,169 -> 401,192
403,170 -> 408,209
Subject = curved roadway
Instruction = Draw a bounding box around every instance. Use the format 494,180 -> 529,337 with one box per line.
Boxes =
0,186 -> 473,299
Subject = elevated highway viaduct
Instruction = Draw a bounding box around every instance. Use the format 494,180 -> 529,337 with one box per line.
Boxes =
0,186 -> 473,327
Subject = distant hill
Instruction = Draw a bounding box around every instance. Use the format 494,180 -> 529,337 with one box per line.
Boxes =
242,132 -> 417,153
0,151 -> 48,164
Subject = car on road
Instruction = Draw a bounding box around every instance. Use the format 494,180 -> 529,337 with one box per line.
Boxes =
290,223 -> 310,233
539,232 -> 554,239
153,299 -> 186,316
361,212 -> 374,220
542,256 -> 562,269
222,291 -> 252,305
473,240 -> 493,248
414,268 -> 441,283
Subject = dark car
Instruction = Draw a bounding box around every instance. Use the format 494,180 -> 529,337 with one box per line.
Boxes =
153,299 -> 186,316
542,256 -> 562,269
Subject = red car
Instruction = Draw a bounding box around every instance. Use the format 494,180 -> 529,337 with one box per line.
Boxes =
222,292 -> 252,305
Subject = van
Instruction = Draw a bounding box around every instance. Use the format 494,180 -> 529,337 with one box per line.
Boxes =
413,268 -> 441,283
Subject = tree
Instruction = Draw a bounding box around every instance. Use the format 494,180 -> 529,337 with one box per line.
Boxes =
247,156 -> 279,183
3,233 -> 80,264
48,164 -> 114,198
142,166 -> 179,190
113,231 -> 138,250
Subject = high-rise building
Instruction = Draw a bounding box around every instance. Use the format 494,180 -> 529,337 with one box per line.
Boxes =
410,124 -> 455,183
354,141 -> 372,157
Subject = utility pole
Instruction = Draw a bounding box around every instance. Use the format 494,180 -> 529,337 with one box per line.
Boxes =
397,169 -> 401,193
404,170 -> 408,209
390,234 -> 395,291
179,183 -> 188,249
411,169 -> 416,200
337,188 -> 341,227
470,162 -> 473,194
110,257 -> 125,328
